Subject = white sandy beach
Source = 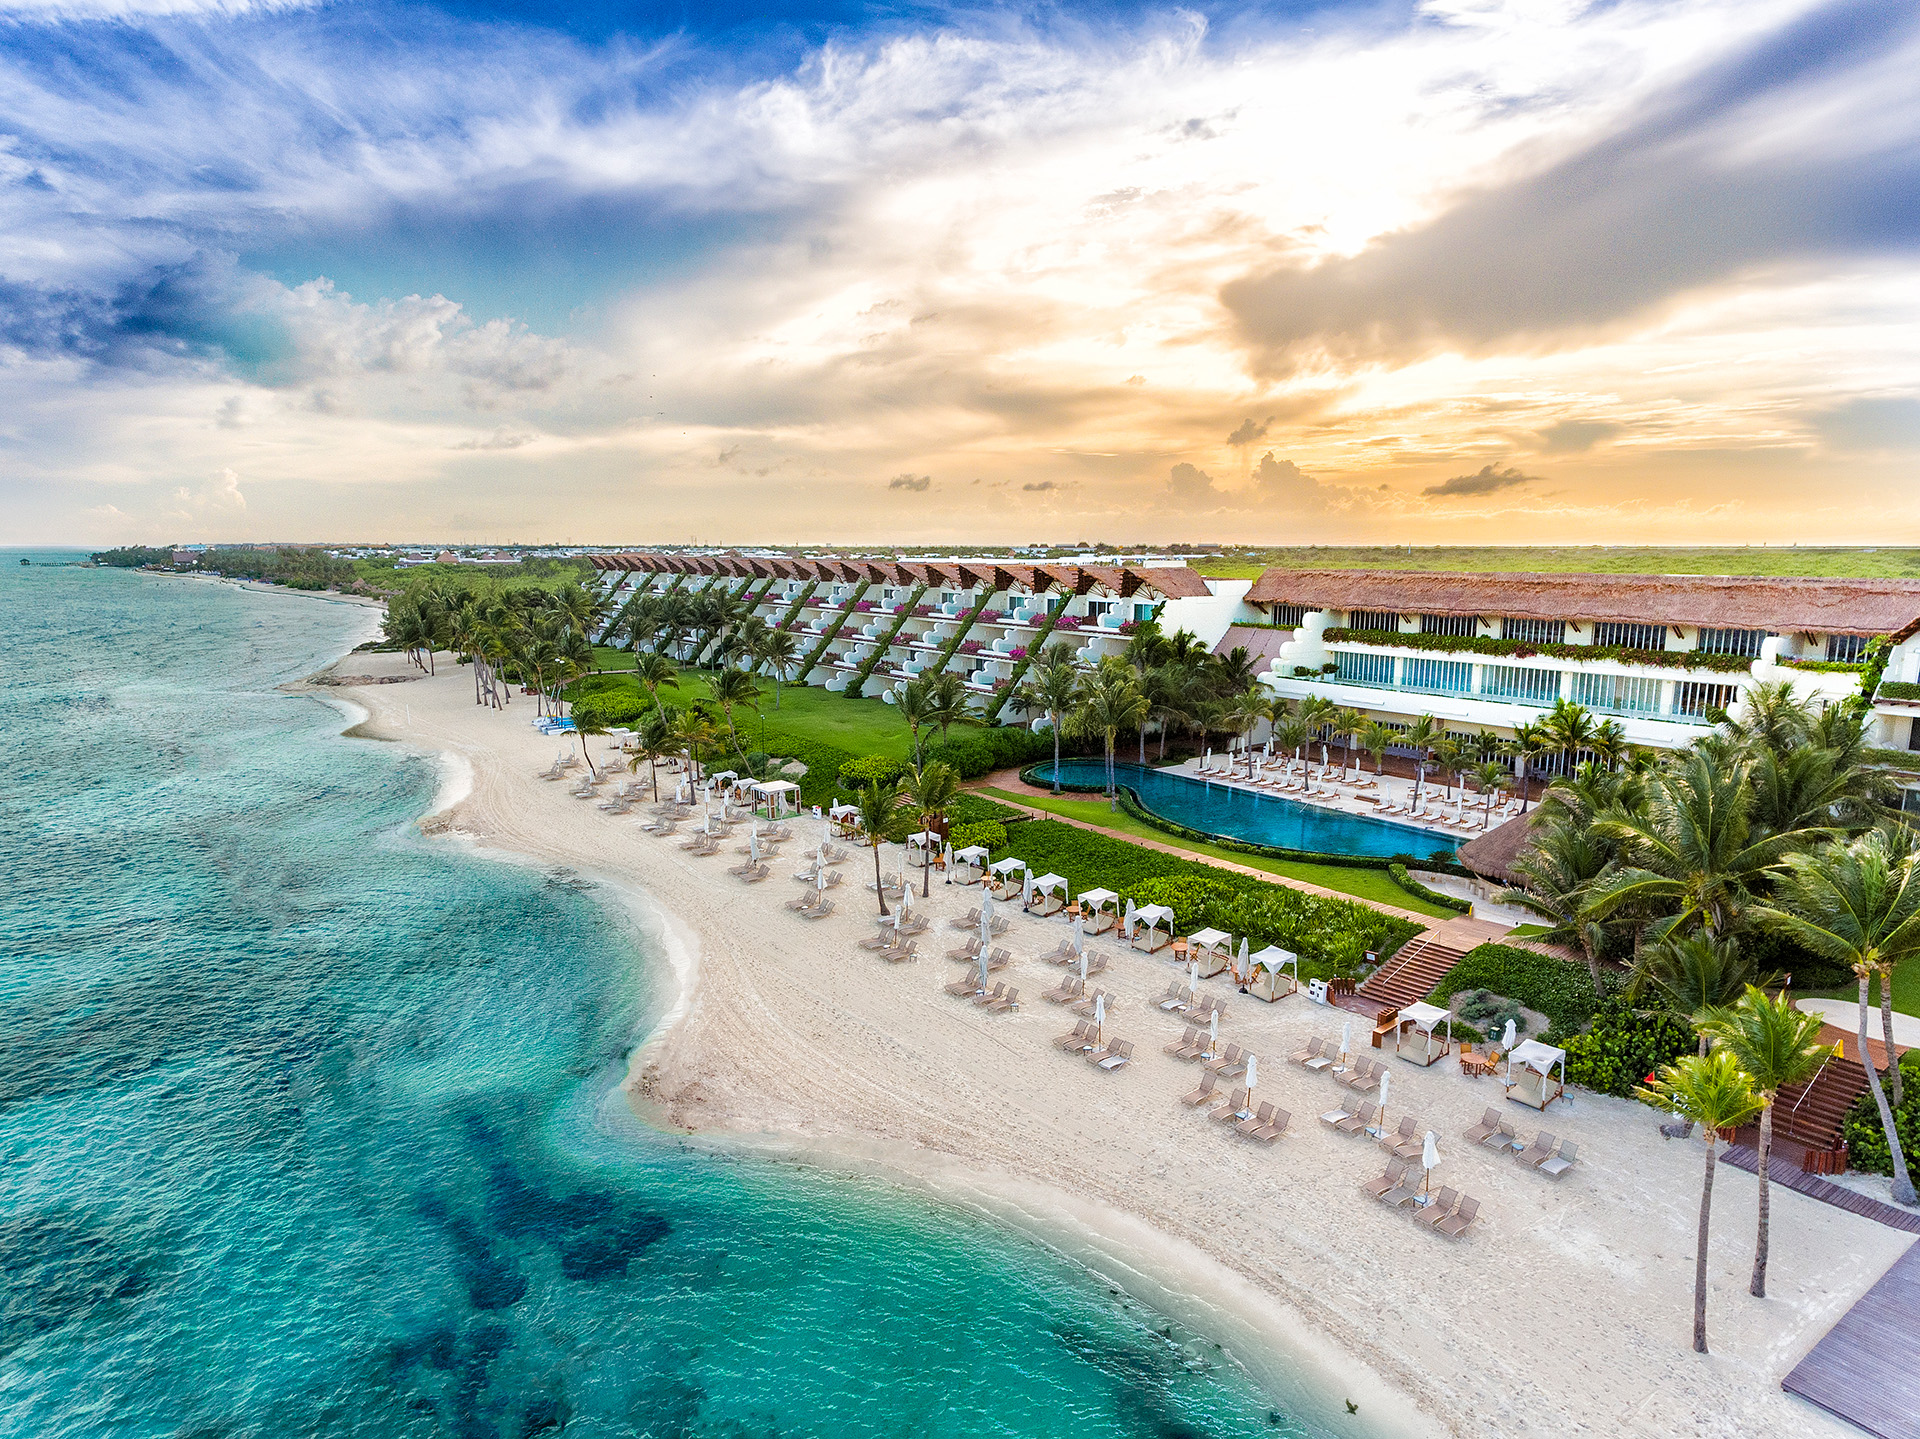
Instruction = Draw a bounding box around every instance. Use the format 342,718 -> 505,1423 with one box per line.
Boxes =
328,649 -> 1912,1439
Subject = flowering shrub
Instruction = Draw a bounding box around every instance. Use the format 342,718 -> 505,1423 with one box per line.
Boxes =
1053,614 -> 1084,630
957,639 -> 984,654
1117,619 -> 1140,635
854,600 -> 876,611
978,609 -> 1003,623
914,605 -> 935,616
1007,646 -> 1027,660
892,603 -> 910,615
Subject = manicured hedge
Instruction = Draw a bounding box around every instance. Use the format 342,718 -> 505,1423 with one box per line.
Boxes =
985,819 -> 1420,977
948,820 -> 1007,851
762,735 -> 859,807
1845,1051 -> 1920,1178
1561,999 -> 1697,1097
1428,943 -> 1615,1041
948,792 -> 1022,826
837,755 -> 906,789
924,725 -> 1061,779
1387,863 -> 1472,914
569,690 -> 652,728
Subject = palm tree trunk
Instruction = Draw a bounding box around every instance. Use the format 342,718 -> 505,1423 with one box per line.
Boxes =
873,842 -> 890,918
1882,966 -> 1903,1107
1860,972 -> 1917,1205
1051,715 -> 1062,795
1695,1133 -> 1717,1353
1752,1101 -> 1773,1297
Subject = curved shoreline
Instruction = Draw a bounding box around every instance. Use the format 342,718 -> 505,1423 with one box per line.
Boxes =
311,644 -> 1911,1439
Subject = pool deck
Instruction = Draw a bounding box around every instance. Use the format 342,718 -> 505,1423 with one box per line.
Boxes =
1161,755 -> 1503,844
978,769 -> 1440,927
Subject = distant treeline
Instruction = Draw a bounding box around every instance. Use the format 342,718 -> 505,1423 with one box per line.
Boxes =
92,546 -> 175,568
92,544 -> 360,591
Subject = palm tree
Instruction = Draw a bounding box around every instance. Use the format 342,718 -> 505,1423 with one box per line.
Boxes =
1070,662 -> 1148,810
1633,933 -> 1762,1050
1429,736 -> 1463,804
1589,719 -> 1628,772
709,666 -> 762,759
1544,698 -> 1597,773
1502,822 -> 1619,997
1696,986 -> 1834,1297
1359,719 -> 1397,778
1295,693 -> 1336,769
925,670 -> 981,751
1587,750 -> 1833,945
1400,716 -> 1440,812
1333,707 -> 1366,781
1223,685 -> 1271,778
853,777 -> 907,917
1753,830 -> 1920,1204
751,627 -> 800,707
674,706 -> 717,785
902,761 -> 960,897
632,652 -> 681,718
895,672 -> 937,767
1637,1050 -> 1764,1354
1469,759 -> 1509,827
1143,663 -> 1192,763
571,708 -> 607,777
630,706 -> 680,801
1014,645 -> 1080,794
1725,679 -> 1816,759
1122,621 -> 1170,763
1507,719 -> 1553,811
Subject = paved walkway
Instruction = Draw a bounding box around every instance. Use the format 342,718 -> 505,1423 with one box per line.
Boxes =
977,770 -> 1437,927
1798,1000 -> 1920,1051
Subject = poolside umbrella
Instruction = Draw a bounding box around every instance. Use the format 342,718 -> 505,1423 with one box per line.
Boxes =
816,866 -> 828,895
979,906 -> 992,951
898,887 -> 912,920
1421,1131 -> 1441,1194
977,948 -> 989,991
1339,1020 -> 1353,1064
1203,748 -> 1211,772
748,832 -> 760,864
1021,869 -> 1034,909
1094,991 -> 1106,1040
1236,938 -> 1250,984
1244,1053 -> 1258,1095
1186,957 -> 1198,998
1502,1018 -> 1517,1053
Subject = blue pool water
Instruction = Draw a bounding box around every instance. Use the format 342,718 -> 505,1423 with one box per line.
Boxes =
0,554 -> 1344,1439
1033,760 -> 1457,860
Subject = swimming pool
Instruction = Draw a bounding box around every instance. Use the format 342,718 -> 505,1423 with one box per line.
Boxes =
1030,759 -> 1458,859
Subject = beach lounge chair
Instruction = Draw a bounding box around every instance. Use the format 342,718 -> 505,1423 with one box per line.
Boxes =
1236,1101 -> 1278,1138
972,981 -> 1007,1008
1092,1039 -> 1133,1071
1249,1106 -> 1289,1143
946,973 -> 985,998
858,930 -> 894,951
984,986 -> 1019,1012
879,938 -> 917,964
950,907 -> 983,931
986,947 -> 1011,972
1156,980 -> 1190,1012
800,899 -> 834,919
946,936 -> 984,962
1041,939 -> 1078,965
1515,1132 -> 1558,1169
1414,1187 -> 1461,1228
740,862 -> 770,883
1380,1168 -> 1424,1208
1335,1102 -> 1378,1136
1053,1019 -> 1097,1051
1164,1025 -> 1201,1058
1362,1159 -> 1409,1199
1290,1036 -> 1326,1068
1463,1108 -> 1504,1146
1180,1072 -> 1219,1107
1381,1116 -> 1421,1160
1208,1087 -> 1252,1123
1043,975 -> 1085,1005
1538,1141 -> 1579,1179
1083,951 -> 1109,976
897,913 -> 929,936
1203,1043 -> 1244,1075
1434,1196 -> 1480,1239
1343,1059 -> 1383,1093
1069,988 -> 1108,1019
1216,1048 -> 1251,1080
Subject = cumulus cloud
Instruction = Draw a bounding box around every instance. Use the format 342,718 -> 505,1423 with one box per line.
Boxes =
452,428 -> 536,450
1424,464 -> 1543,498
1537,420 -> 1621,454
1227,416 -> 1272,445
1022,480 -> 1058,492
887,473 -> 932,491
1166,462 -> 1220,500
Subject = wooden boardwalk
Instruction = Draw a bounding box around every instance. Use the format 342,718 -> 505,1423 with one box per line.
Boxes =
1784,1239 -> 1920,1438
1721,1145 -> 1920,1233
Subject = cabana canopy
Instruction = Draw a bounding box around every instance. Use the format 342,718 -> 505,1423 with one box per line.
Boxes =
1135,903 -> 1175,929
1401,1001 -> 1452,1033
709,770 -> 738,783
953,844 -> 990,863
907,830 -> 941,846
828,802 -> 859,819
750,779 -> 800,794
1509,1039 -> 1566,1075
1189,927 -> 1232,951
1031,873 -> 1068,896
988,857 -> 1028,876
1080,888 -> 1118,910
1248,945 -> 1295,974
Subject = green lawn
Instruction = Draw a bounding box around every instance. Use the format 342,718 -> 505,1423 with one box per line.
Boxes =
584,657 -> 914,760
980,786 -> 1457,919
1190,546 -> 1920,580
1809,961 -> 1920,1019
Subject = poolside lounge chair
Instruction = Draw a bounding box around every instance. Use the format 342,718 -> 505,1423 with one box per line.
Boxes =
984,986 -> 1020,1012
1216,1048 -> 1251,1080
1362,1159 -> 1410,1199
945,936 -> 983,962
950,907 -> 984,932
1236,1101 -> 1278,1139
1180,1072 -> 1219,1107
1203,1043 -> 1243,1075
1083,951 -> 1109,976
1515,1132 -> 1559,1169
1041,939 -> 1079,965
738,862 -> 770,883
972,981 -> 1007,1008
1290,1036 -> 1326,1068
1156,980 -> 1190,1012
1091,1039 -> 1133,1071
1043,975 -> 1085,1005
1463,1108 -> 1504,1146
1053,1019 -> 1097,1051
897,913 -> 929,936
1434,1196 -> 1480,1239
1343,1059 -> 1383,1094
858,930 -> 894,951
1208,1087 -> 1252,1123
1381,1116 -> 1421,1160
1249,1106 -> 1289,1143
1334,1102 -> 1379,1136
1414,1187 -> 1460,1228
986,947 -> 1011,972
1164,1025 -> 1201,1058
1538,1141 -> 1579,1179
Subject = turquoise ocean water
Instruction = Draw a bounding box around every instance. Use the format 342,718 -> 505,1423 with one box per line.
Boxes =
0,555 -> 1349,1439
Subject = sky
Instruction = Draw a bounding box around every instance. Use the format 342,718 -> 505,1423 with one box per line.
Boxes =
1,0 -> 1917,547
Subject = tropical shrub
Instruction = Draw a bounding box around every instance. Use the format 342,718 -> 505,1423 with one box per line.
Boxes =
761,736 -> 859,807
924,725 -> 1057,779
569,691 -> 651,728
1844,1052 -> 1920,1177
948,792 -> 1021,825
1562,999 -> 1697,1097
838,754 -> 906,789
948,820 -> 1008,851
1454,988 -> 1530,1041
1429,944 -> 1616,1040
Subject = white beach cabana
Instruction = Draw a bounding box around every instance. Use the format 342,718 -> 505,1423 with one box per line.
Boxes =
1505,1038 -> 1568,1109
749,778 -> 801,818
952,844 -> 990,884
1133,903 -> 1176,953
1246,945 -> 1298,1002
1189,926 -> 1233,978
988,856 -> 1027,898
1395,1000 -> 1454,1066
1080,888 -> 1119,934
1029,872 -> 1068,917
827,801 -> 861,835
905,829 -> 941,868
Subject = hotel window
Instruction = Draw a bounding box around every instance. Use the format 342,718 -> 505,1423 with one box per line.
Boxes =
1348,610 -> 1399,633
1270,603 -> 1309,627
1086,599 -> 1115,619
1673,681 -> 1739,719
1501,617 -> 1566,645
1825,633 -> 1872,663
1697,628 -> 1768,658
1569,672 -> 1661,715
1481,664 -> 1562,704
1133,601 -> 1156,622
1420,614 -> 1479,638
1332,651 -> 1395,687
1592,622 -> 1669,652
1402,657 -> 1472,695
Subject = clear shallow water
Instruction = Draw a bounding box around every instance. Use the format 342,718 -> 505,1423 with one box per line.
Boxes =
1033,760 -> 1457,860
0,555 -> 1341,1439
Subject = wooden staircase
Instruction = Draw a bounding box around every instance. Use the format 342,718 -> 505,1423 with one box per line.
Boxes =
1772,1044 -> 1871,1173
1354,932 -> 1476,1013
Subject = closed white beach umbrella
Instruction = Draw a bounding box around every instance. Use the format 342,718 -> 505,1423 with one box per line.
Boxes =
979,906 -> 992,950
1094,991 -> 1106,1036
1502,1018 -> 1517,1052
1079,950 -> 1088,981
1339,1019 -> 1353,1061
1203,748 -> 1211,771
1244,1054 -> 1258,1094
1236,938 -> 1249,983
1421,1131 -> 1441,1193
1208,1009 -> 1219,1048
749,833 -> 760,863
1376,1069 -> 1390,1117
1186,957 -> 1198,996
1021,870 -> 1034,908
816,866 -> 827,894
1071,914 -> 1085,955
977,949 -> 989,989
1122,898 -> 1137,938
898,887 -> 912,919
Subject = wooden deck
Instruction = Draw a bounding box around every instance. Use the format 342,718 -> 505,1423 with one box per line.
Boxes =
1784,1239 -> 1920,1438
1720,1145 -> 1920,1234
